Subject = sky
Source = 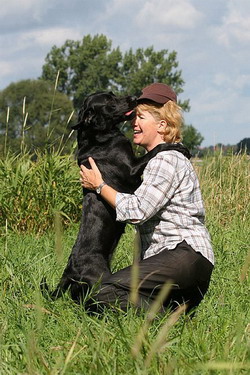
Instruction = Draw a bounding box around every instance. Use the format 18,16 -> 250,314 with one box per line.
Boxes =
1,0 -> 249,147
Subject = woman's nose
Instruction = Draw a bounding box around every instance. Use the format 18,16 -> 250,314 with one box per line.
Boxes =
132,116 -> 139,127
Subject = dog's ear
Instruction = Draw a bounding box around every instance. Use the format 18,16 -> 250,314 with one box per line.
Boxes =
71,107 -> 95,130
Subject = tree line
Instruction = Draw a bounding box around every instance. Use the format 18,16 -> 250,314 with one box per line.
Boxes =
0,34 -> 204,156
199,138 -> 250,156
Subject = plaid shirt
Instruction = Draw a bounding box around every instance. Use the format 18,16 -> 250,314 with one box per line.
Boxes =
116,151 -> 214,265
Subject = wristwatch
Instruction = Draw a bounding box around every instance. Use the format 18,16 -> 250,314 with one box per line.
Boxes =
96,181 -> 107,194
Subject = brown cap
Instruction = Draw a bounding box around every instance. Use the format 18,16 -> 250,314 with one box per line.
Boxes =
138,83 -> 177,104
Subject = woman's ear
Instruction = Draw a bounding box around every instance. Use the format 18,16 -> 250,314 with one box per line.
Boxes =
157,120 -> 167,132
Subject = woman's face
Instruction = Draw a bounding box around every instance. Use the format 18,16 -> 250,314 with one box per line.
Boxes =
132,109 -> 165,151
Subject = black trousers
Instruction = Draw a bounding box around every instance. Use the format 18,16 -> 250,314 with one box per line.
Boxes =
92,241 -> 213,314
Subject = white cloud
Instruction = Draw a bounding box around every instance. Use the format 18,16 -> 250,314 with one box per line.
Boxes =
0,61 -> 13,76
0,0 -> 249,146
0,0 -> 51,21
103,0 -> 139,17
213,73 -> 250,91
0,25 -> 82,85
20,27 -> 82,47
184,78 -> 249,146
215,2 -> 250,48
0,55 -> 44,86
136,0 -> 203,29
0,27 -> 82,62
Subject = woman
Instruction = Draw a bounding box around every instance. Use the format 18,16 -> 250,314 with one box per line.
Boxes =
80,83 -> 214,314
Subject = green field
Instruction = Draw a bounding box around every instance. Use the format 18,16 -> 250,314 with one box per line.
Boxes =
0,152 -> 249,374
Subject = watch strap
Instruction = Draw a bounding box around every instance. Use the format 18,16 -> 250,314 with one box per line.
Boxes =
96,181 -> 107,194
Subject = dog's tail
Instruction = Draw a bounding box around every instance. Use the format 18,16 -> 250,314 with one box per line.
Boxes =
40,276 -> 71,300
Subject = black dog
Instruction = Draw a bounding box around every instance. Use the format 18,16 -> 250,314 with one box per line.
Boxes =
41,91 -> 190,303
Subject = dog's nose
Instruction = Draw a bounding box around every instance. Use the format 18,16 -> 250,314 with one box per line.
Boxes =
131,96 -> 137,105
128,96 -> 138,108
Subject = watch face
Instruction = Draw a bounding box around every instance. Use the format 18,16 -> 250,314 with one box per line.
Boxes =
96,182 -> 105,194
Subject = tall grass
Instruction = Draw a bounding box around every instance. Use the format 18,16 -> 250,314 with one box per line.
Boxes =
1,151 -> 249,234
198,153 -> 249,225
0,151 -> 249,374
0,151 -> 81,233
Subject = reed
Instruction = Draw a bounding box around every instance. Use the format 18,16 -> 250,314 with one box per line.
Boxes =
0,151 -> 81,233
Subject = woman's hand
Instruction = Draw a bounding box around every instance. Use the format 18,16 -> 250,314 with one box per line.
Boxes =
80,157 -> 117,208
80,157 -> 103,190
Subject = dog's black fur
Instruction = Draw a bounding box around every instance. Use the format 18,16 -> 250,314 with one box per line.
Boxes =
41,91 -> 191,303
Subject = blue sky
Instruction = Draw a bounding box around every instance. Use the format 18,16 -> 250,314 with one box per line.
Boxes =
1,0 -> 249,146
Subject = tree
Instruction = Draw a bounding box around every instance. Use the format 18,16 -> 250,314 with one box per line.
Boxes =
41,34 -> 189,111
117,47 -> 190,111
182,124 -> 204,154
237,138 -> 250,154
41,34 -> 122,109
0,80 -> 75,155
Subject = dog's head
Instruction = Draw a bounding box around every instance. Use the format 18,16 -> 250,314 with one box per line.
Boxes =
72,92 -> 136,133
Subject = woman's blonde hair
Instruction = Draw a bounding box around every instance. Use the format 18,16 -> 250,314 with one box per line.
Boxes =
137,100 -> 183,143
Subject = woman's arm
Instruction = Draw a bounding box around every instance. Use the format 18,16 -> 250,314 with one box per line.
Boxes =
81,153 -> 181,224
80,157 -> 117,209
115,153 -> 180,224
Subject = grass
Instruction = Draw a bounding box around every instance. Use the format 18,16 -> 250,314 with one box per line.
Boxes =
0,151 -> 81,233
0,152 -> 249,374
